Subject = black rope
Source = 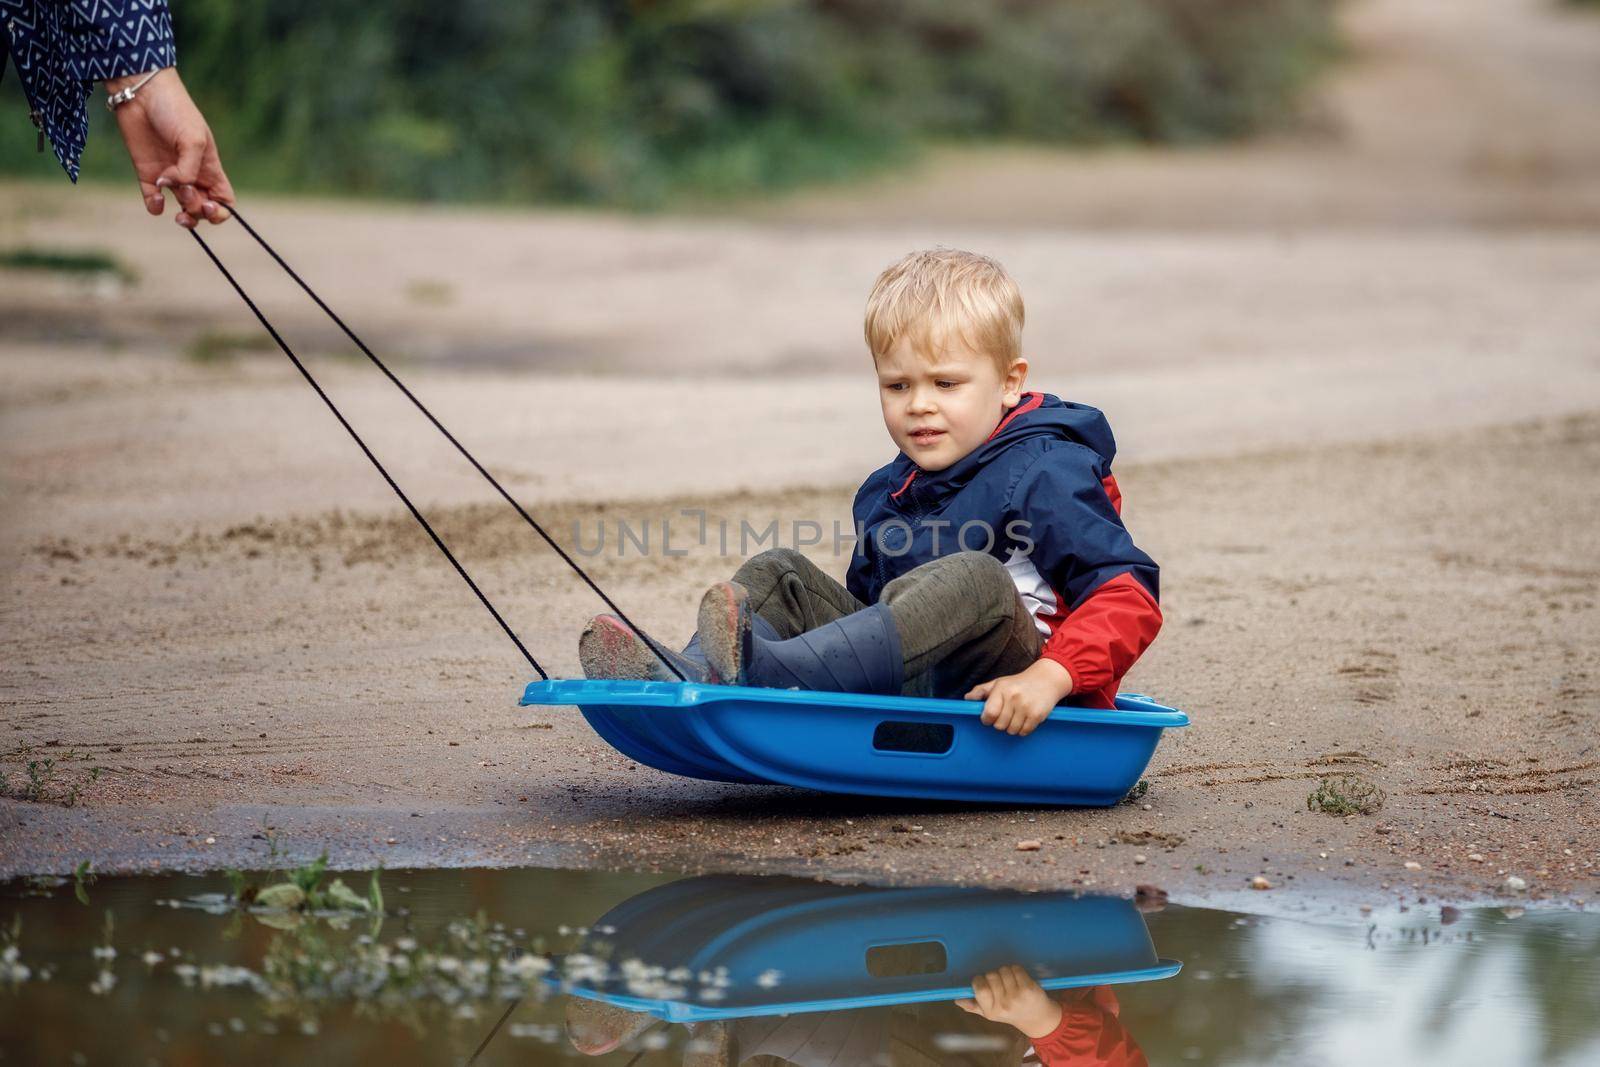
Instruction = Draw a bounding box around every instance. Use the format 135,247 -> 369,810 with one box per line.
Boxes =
187,226 -> 549,680
466,993 -> 523,1065
221,204 -> 686,683
465,988 -> 663,1066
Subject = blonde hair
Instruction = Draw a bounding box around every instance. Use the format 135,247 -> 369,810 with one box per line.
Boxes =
864,248 -> 1024,372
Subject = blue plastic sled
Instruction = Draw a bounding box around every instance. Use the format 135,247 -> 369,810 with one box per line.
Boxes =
550,874 -> 1181,1022
520,679 -> 1188,806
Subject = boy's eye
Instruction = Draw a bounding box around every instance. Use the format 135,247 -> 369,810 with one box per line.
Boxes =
936,380 -> 960,389
885,382 -> 907,391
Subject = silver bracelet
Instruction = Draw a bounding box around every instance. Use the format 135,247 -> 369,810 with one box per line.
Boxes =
105,68 -> 166,111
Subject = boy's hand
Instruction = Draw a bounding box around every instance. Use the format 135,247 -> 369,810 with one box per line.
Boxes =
955,964 -> 1064,1039
965,658 -> 1074,736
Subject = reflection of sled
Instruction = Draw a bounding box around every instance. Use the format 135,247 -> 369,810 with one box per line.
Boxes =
520,680 -> 1188,806
550,875 -> 1181,1023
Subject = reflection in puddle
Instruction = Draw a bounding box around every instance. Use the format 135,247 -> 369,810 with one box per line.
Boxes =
555,876 -> 1175,1063
1,866 -> 1597,1064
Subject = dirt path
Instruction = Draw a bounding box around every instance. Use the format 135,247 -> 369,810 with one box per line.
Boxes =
761,0 -> 1600,230
3,414 -> 1596,911
2,0 -> 1599,910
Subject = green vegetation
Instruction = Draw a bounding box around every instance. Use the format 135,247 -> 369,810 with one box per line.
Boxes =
73,861 -> 96,906
0,246 -> 136,282
1307,773 -> 1384,816
1,756 -> 105,806
253,911 -> 553,1029
0,914 -> 41,986
184,328 -> 276,364
21,758 -> 52,802
0,0 -> 1337,207
226,852 -> 385,916
65,767 -> 103,808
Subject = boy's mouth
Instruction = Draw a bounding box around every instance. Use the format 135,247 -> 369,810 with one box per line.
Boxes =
908,428 -> 945,447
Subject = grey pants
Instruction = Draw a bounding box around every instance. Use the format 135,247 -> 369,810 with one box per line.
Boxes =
729,547 -> 1045,699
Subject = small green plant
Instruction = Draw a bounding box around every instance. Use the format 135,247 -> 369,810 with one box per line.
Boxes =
65,767 -> 103,808
87,910 -> 118,995
1122,779 -> 1150,804
184,329 -> 274,364
403,278 -> 454,306
1,914 -> 30,986
1307,773 -> 1385,816
4,759 -> 103,806
229,852 -> 385,915
290,852 -> 329,898
24,759 -> 54,802
263,821 -> 285,867
0,246 -> 137,282
225,868 -> 256,906
73,861 -> 97,906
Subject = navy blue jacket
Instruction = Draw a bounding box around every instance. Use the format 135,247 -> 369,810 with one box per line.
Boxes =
1,0 -> 176,181
848,392 -> 1162,706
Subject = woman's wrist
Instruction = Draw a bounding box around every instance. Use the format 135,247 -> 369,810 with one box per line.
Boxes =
104,66 -> 173,94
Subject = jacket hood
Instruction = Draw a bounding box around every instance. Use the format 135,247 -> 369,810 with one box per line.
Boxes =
883,392 -> 1116,506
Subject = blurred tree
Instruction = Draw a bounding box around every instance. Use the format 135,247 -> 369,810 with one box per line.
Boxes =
0,0 -> 1336,206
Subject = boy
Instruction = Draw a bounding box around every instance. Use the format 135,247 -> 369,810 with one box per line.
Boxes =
581,248 -> 1161,735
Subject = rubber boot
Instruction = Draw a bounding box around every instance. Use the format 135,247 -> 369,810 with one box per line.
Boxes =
578,614 -> 719,684
697,581 -> 904,694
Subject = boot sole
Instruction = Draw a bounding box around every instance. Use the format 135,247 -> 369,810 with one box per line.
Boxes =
579,615 -> 668,681
696,581 -> 750,686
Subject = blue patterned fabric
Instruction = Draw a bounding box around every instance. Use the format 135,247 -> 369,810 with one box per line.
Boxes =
0,0 -> 176,181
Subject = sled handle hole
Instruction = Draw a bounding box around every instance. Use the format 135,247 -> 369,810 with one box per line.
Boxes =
865,939 -> 948,978
872,721 -> 955,755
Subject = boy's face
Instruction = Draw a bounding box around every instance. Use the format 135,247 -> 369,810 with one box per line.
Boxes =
875,335 -> 1028,472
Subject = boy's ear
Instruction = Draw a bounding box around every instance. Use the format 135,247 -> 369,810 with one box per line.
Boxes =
1002,358 -> 1029,406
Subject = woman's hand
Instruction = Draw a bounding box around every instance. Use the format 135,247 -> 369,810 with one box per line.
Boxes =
965,657 -> 1074,736
955,964 -> 1064,1039
106,67 -> 234,228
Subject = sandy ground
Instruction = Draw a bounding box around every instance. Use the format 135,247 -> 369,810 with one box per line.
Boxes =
2,0 -> 1598,912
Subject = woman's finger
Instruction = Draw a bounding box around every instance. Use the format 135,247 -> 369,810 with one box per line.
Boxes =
198,139 -> 234,223
173,182 -> 206,217
965,681 -> 993,701
138,177 -> 164,215
157,134 -> 206,189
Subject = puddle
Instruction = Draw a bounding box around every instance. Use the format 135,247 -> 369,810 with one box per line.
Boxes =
1,866 -> 1597,1064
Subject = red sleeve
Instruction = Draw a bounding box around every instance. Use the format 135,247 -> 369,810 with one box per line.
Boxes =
1031,987 -> 1149,1067
1039,571 -> 1163,696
